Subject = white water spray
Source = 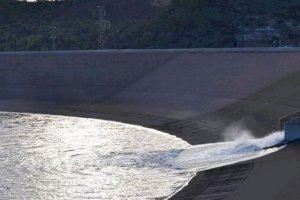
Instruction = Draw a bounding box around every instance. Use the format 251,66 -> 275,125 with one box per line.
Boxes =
222,122 -> 255,142
107,126 -> 285,175
173,130 -> 285,171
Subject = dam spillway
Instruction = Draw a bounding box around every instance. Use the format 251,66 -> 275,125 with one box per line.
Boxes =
1,48 -> 300,142
1,48 -> 300,199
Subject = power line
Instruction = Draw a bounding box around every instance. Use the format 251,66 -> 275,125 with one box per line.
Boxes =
49,25 -> 57,51
96,5 -> 110,49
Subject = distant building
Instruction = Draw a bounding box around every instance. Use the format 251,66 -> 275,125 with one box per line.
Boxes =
236,26 -> 281,47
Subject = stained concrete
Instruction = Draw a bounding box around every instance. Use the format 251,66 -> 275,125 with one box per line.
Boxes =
0,48 -> 300,200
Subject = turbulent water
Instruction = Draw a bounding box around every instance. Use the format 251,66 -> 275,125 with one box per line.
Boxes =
0,112 -> 285,200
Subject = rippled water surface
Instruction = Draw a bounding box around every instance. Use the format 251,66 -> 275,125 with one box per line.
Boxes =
0,112 -> 192,200
0,112 -> 284,200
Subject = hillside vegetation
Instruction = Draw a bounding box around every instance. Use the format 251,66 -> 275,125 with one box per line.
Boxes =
0,0 -> 299,51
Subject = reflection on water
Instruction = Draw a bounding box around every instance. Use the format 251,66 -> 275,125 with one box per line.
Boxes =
0,112 -> 191,200
0,112 -> 284,200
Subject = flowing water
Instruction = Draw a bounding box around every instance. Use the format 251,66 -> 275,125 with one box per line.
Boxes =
0,112 -> 285,199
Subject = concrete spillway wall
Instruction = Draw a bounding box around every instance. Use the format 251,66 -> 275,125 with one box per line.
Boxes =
1,48 -> 300,200
0,48 -> 300,143
0,50 -> 173,102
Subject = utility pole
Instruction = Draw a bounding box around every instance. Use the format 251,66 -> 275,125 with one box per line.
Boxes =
97,5 -> 110,49
12,34 -> 17,51
50,26 -> 57,51
238,25 -> 244,47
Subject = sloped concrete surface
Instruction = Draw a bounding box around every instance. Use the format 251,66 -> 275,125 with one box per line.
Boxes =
0,48 -> 300,200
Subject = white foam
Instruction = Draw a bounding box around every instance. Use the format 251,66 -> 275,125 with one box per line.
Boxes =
174,131 -> 285,171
